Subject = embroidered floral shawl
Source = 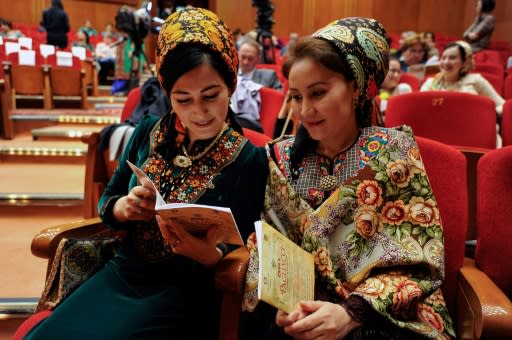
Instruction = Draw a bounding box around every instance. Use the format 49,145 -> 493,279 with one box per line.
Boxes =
243,126 -> 454,339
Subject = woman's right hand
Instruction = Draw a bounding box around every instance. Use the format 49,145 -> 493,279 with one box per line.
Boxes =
276,301 -> 361,340
112,182 -> 156,223
276,308 -> 307,328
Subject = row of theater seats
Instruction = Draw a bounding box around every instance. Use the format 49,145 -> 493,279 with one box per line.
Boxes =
1,51 -> 97,112
472,50 -> 512,99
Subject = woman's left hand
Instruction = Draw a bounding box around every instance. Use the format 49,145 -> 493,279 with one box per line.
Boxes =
279,300 -> 361,340
155,215 -> 221,266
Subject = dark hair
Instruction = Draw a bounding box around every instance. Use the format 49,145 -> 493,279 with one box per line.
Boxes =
445,42 -> 466,62
389,55 -> 400,63
284,37 -> 364,175
51,0 -> 63,10
79,29 -> 90,45
155,44 -> 241,161
1,19 -> 12,29
423,31 -> 436,42
481,0 -> 496,13
159,44 -> 234,96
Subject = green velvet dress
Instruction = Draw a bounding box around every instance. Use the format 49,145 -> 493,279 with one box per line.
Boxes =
26,115 -> 269,339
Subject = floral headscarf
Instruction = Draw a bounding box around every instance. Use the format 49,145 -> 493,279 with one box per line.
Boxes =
312,17 -> 389,111
155,7 -> 238,93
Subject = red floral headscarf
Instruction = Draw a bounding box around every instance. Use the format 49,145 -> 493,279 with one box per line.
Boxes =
155,7 -> 239,93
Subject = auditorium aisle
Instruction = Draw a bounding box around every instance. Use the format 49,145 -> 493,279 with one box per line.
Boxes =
0,102 -> 122,337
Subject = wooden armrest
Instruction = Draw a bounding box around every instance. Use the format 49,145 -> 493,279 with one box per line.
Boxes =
215,247 -> 250,295
216,247 -> 250,340
31,217 -> 110,259
456,257 -> 512,339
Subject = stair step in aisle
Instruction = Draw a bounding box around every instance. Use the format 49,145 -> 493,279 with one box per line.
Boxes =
31,125 -> 105,141
9,108 -> 121,137
0,162 -> 86,337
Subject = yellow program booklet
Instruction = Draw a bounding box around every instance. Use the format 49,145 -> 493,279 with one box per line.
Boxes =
255,220 -> 315,314
127,160 -> 243,246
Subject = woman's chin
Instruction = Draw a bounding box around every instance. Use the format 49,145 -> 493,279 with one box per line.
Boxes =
305,125 -> 326,140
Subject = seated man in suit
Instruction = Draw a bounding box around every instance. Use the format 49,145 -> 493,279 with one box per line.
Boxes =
238,38 -> 282,91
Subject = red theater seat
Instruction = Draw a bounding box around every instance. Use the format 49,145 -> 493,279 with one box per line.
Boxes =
242,127 -> 271,147
398,72 -> 420,91
259,87 -> 284,137
502,101 -> 512,146
415,136 -> 467,314
120,87 -> 141,122
385,91 -> 497,149
475,146 -> 512,300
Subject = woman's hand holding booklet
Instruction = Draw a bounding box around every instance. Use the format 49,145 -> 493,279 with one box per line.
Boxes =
126,160 -> 244,246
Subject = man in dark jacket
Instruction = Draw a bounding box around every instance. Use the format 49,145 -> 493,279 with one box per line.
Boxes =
41,0 -> 70,49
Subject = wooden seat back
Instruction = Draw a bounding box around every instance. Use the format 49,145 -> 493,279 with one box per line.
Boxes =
49,66 -> 87,108
2,62 -> 51,109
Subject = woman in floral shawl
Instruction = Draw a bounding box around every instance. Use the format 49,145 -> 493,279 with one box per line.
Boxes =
242,17 -> 454,339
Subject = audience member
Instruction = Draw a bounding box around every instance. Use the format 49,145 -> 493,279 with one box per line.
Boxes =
79,19 -> 97,37
258,31 -> 278,64
392,30 -> 416,57
421,40 -> 504,114
41,0 -> 70,49
101,23 -> 119,41
242,17 -> 454,340
423,31 -> 439,58
399,33 -> 428,72
463,0 -> 496,52
72,29 -> 94,54
379,56 -> 413,114
230,76 -> 266,133
233,28 -> 244,50
238,38 -> 282,90
0,19 -> 24,40
280,32 -> 299,57
23,7 -> 268,339
95,33 -> 117,84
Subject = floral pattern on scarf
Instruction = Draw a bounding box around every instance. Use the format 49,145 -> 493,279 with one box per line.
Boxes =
156,7 -> 238,92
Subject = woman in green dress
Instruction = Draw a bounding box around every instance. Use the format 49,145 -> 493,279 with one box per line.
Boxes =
25,8 -> 268,339
242,17 -> 455,339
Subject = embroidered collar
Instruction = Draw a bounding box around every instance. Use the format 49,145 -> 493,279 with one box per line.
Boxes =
142,121 -> 247,203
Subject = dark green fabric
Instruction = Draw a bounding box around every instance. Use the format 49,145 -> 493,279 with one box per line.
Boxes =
26,114 -> 269,339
